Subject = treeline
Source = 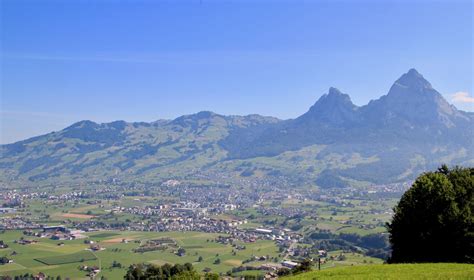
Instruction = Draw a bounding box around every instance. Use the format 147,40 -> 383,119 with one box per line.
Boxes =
306,231 -> 390,260
124,263 -> 219,280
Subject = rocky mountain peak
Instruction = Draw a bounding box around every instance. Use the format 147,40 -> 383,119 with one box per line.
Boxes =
390,68 -> 433,94
363,69 -> 466,128
299,87 -> 357,125
313,87 -> 355,108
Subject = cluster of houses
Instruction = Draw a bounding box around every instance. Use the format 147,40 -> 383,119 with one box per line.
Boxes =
133,238 -> 177,253
98,203 -> 251,234
254,227 -> 302,242
11,225 -> 91,249
0,217 -> 41,230
83,240 -> 104,251
79,265 -> 101,278
15,238 -> 38,245
0,207 -> 16,214
256,205 -> 307,219
25,225 -> 88,241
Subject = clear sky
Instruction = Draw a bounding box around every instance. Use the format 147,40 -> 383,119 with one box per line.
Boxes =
1,0 -> 472,144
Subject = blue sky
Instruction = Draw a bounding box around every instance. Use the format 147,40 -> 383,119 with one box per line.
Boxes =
1,0 -> 472,144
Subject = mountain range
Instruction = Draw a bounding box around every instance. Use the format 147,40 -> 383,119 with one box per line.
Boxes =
1,69 -> 473,188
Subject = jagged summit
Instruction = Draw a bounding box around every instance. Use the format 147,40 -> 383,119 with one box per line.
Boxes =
392,68 -> 433,92
313,87 -> 355,108
360,69 -> 467,128
328,87 -> 344,95
299,87 -> 357,125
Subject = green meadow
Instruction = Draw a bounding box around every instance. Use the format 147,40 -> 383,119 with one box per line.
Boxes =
284,263 -> 474,280
35,251 -> 97,265
0,230 -> 279,279
88,232 -> 119,239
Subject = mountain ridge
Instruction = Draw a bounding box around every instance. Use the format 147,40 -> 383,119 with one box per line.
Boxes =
1,69 -> 473,188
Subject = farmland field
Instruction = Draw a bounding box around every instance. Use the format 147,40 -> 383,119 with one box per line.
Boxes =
0,230 -> 280,279
88,232 -> 120,239
34,251 -> 97,265
0,186 -> 407,280
61,213 -> 95,219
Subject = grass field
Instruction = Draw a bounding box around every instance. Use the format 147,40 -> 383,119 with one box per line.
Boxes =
35,251 -> 97,265
61,213 -> 95,219
284,263 -> 474,280
0,230 -> 280,279
321,250 -> 384,268
88,232 -> 120,238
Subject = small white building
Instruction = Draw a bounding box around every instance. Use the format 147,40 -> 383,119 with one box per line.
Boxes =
282,260 -> 299,269
255,228 -> 272,234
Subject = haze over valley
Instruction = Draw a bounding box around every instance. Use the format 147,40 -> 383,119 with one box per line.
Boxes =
1,69 -> 472,188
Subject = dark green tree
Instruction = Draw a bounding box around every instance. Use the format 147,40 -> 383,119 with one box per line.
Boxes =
124,264 -> 145,280
387,166 -> 473,263
291,259 -> 313,274
204,272 -> 219,280
124,262 -> 199,280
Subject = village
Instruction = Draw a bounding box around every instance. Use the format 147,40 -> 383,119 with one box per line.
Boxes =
0,180 -> 402,279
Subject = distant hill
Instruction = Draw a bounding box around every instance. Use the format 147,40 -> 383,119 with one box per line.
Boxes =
283,263 -> 474,279
1,69 -> 473,187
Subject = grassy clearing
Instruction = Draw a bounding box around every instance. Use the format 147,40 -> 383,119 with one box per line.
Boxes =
61,213 -> 95,219
284,263 -> 474,280
0,263 -> 27,273
34,251 -> 97,265
89,232 -> 120,238
322,250 -> 383,268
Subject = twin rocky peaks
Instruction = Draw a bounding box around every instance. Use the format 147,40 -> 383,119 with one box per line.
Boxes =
1,69 -> 473,187
303,69 -> 466,128
65,69 -> 469,132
